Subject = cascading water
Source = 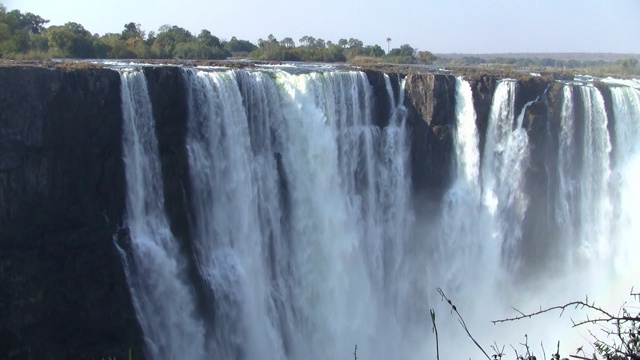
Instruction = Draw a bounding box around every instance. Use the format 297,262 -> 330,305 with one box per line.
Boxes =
178,68 -> 417,360
607,84 -> 640,280
118,70 -> 206,360
575,86 -> 612,263
429,77 -> 640,359
117,67 -> 640,360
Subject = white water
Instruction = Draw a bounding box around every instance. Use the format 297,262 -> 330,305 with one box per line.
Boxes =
119,69 -> 640,360
609,85 -> 640,277
179,69 -> 418,360
428,78 -> 640,360
118,70 -> 206,360
481,80 -> 530,269
575,86 -> 613,263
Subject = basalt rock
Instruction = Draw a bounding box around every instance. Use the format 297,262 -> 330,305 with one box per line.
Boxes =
0,66 -> 144,360
404,73 -> 457,199
363,70 -> 400,128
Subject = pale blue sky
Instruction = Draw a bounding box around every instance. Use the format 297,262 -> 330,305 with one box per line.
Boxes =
8,0 -> 640,54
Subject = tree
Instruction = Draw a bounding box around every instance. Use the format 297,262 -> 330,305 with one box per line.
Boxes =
348,37 -> 363,49
305,36 -> 317,48
399,43 -> 415,57
121,22 -> 144,41
197,29 -> 221,48
386,37 -> 391,52
417,50 -> 436,64
47,22 -> 95,58
280,37 -> 295,48
338,38 -> 348,48
621,58 -> 639,75
4,9 -> 48,34
366,44 -> 385,57
224,36 -> 257,53
150,25 -> 193,58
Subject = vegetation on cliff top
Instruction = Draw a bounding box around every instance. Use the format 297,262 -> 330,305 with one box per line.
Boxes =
0,3 -> 436,65
2,2 -> 638,76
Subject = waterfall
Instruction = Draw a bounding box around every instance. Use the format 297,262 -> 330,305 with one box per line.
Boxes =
609,85 -> 640,276
556,85 -> 577,262
575,86 -> 612,262
118,70 -> 206,360
481,80 -> 529,268
177,69 -> 416,360
116,67 -> 640,360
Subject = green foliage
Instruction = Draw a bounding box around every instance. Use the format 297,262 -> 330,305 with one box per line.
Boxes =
0,5 -> 50,56
224,36 -> 257,54
417,50 -> 436,64
620,58 -> 639,75
121,22 -> 144,41
0,2 -> 434,65
46,22 -> 95,58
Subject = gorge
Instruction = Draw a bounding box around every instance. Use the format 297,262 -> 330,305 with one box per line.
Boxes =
1,63 -> 638,360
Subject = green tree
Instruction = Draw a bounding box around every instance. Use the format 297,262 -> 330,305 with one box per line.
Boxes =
224,36 -> 257,53
4,9 -> 48,34
47,22 -> 95,58
0,7 -> 48,54
621,58 -> 639,74
96,33 -> 135,58
197,29 -> 221,48
150,24 -> 193,58
365,44 -> 385,57
121,22 -> 144,41
348,37 -> 363,49
399,43 -> 415,57
417,50 -> 436,64
280,37 -> 295,48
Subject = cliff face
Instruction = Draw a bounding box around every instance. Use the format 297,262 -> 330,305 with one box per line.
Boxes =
404,73 -> 457,199
0,67 -> 144,359
0,64 -> 618,357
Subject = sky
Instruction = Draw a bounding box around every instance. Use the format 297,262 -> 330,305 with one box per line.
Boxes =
7,0 -> 640,54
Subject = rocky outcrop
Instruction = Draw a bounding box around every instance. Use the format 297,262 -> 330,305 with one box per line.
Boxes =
404,73 -> 457,199
0,66 -> 144,359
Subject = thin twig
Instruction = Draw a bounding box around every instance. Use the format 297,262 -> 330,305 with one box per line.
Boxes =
438,288 -> 492,360
431,308 -> 440,360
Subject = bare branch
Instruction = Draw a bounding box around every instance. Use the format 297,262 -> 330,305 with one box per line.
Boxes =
438,288 -> 492,360
492,301 -> 627,325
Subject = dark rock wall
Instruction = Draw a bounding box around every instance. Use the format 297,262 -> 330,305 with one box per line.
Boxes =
466,75 -> 496,162
363,70 -> 400,128
404,73 -> 457,200
0,67 -> 144,359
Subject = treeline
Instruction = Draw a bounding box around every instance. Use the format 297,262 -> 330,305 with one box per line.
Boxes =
0,3 -> 436,64
438,55 -> 639,75
250,34 -> 436,64
0,4 -> 237,60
